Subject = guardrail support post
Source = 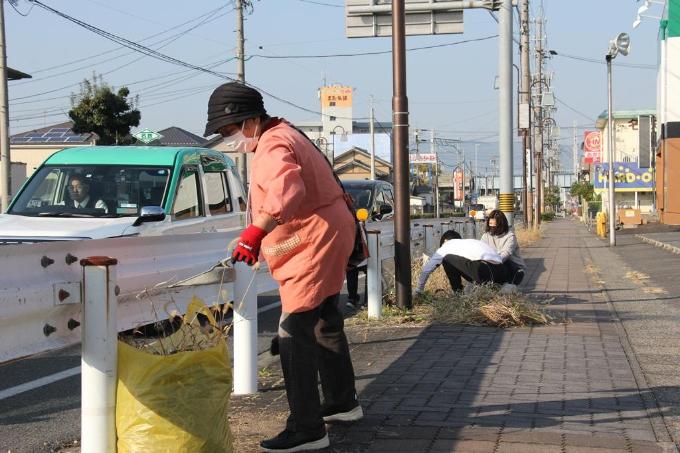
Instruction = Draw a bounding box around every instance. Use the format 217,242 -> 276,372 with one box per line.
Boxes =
423,224 -> 434,263
233,261 -> 258,395
366,230 -> 382,320
80,256 -> 118,453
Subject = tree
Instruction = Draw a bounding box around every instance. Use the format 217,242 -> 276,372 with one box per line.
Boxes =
544,186 -> 561,212
69,75 -> 141,145
570,180 -> 595,202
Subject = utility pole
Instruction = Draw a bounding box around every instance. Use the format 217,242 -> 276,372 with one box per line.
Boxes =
533,12 -> 545,228
474,143 -> 479,198
498,0 -> 514,226
392,0 -> 412,310
572,120 -> 578,179
431,129 -> 440,218
0,0 -> 10,212
519,0 -> 532,227
235,0 -> 248,188
370,96 -> 376,180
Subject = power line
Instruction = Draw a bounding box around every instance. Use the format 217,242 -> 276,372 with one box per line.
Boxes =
248,35 -> 499,59
15,7 -> 233,87
17,4 -> 230,78
554,96 -> 595,123
10,7 -> 234,102
297,0 -> 343,6
552,52 -> 655,70
26,0 -> 338,118
24,0 -> 414,121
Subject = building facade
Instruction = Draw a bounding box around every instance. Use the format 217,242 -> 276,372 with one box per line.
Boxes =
657,1 -> 680,223
594,110 -> 656,214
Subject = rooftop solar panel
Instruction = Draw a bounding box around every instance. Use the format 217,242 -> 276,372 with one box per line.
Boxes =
11,137 -> 30,143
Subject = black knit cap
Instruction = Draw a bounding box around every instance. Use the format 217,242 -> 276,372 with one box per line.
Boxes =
203,82 -> 267,137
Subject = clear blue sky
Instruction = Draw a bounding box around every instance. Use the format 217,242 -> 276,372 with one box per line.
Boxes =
5,0 -> 660,172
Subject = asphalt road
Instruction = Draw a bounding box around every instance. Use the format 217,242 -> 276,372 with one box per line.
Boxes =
0,271 -> 366,453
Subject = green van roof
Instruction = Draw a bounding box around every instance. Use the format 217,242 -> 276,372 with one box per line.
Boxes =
44,146 -> 234,167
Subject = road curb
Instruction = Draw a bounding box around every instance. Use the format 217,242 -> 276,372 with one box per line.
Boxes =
635,234 -> 680,255
585,238 -> 677,448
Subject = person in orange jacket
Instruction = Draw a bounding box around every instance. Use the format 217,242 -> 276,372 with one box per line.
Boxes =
204,82 -> 363,452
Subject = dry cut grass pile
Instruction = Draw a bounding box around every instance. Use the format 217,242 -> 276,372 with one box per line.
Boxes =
119,298 -> 231,355
350,260 -> 552,329
515,226 -> 542,248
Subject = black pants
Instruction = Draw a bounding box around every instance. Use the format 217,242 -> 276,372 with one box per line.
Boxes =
346,265 -> 367,303
278,294 -> 358,433
441,255 -> 514,291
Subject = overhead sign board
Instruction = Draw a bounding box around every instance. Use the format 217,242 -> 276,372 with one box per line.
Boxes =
345,0 -> 467,38
593,162 -> 654,192
409,153 -> 436,164
134,128 -> 163,144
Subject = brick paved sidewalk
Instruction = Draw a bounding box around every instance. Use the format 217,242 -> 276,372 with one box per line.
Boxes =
230,219 -> 678,453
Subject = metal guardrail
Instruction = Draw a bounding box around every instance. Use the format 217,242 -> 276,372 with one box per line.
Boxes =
0,217 -> 483,363
366,218 -> 484,318
0,232 -> 278,363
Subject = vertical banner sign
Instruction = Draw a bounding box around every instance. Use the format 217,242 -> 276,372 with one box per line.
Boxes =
583,131 -> 602,164
453,168 -> 464,201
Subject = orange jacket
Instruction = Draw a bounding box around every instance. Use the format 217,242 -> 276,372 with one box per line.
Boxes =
250,119 -> 354,313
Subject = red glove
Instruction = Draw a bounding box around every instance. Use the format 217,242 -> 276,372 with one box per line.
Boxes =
232,225 -> 268,266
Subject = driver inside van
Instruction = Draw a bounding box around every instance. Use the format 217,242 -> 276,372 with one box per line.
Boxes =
65,174 -> 108,212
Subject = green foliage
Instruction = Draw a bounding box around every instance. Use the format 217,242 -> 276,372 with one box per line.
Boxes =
570,181 -> 595,202
544,186 -> 561,211
69,75 -> 141,145
541,212 -> 556,222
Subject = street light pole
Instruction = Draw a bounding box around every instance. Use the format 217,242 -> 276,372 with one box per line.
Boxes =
606,54 -> 616,247
605,32 -> 630,247
392,0 -> 412,310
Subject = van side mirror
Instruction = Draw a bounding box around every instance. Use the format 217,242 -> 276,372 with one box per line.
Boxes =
133,206 -> 166,226
379,204 -> 393,216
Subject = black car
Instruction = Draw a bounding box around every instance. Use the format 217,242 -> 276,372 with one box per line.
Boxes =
341,180 -> 394,222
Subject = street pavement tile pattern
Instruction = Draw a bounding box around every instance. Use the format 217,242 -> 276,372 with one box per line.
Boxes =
230,220 -> 677,452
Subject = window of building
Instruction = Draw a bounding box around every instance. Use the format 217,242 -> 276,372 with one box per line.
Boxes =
330,101 -> 336,106
329,116 -> 336,121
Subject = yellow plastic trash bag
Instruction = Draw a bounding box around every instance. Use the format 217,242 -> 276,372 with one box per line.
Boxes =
116,297 -> 233,453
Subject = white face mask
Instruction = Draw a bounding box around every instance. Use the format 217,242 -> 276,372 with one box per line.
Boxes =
223,120 -> 259,153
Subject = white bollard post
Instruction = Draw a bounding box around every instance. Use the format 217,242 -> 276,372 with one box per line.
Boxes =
366,230 -> 382,320
80,256 -> 118,453
233,261 -> 258,395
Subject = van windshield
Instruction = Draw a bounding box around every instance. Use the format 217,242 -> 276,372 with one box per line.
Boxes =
8,165 -> 171,218
343,186 -> 373,210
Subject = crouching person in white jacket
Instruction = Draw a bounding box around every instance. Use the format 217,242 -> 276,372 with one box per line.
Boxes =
416,230 -> 511,294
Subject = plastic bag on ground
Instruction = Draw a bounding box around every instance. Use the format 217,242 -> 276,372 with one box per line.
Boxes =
116,297 -> 233,453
